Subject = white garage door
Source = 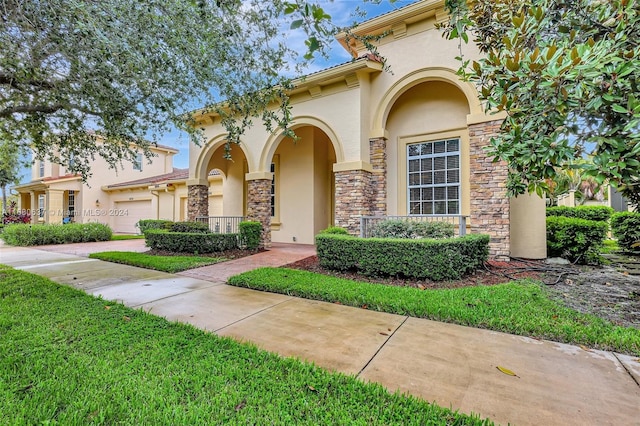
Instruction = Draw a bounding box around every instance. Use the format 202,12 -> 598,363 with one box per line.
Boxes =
113,200 -> 152,234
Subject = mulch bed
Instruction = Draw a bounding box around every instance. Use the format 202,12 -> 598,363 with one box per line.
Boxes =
283,255 -> 543,289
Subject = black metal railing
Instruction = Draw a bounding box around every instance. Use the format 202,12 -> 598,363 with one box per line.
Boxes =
195,216 -> 246,234
360,215 -> 469,238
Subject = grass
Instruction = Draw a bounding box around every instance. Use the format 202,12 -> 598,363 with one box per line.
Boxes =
111,234 -> 145,240
0,265 -> 491,425
89,251 -> 224,273
228,268 -> 640,356
600,239 -> 621,254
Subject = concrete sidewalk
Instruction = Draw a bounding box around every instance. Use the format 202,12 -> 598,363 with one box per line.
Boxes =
1,241 -> 639,425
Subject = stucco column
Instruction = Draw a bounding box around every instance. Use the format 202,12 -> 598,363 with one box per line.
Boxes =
468,119 -> 510,260
246,178 -> 271,248
29,191 -> 37,224
369,138 -> 387,216
334,166 -> 373,235
187,184 -> 208,221
46,189 -> 65,224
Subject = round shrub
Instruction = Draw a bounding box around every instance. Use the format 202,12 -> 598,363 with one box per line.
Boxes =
611,211 -> 640,252
319,226 -> 349,235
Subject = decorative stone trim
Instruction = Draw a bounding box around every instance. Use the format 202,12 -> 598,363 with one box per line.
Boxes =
246,179 -> 272,248
468,119 -> 510,260
334,169 -> 373,235
187,184 -> 209,221
369,138 -> 387,216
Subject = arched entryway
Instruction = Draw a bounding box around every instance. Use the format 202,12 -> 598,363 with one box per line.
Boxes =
263,125 -> 338,244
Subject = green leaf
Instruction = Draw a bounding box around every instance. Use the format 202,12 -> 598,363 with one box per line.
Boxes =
290,19 -> 304,30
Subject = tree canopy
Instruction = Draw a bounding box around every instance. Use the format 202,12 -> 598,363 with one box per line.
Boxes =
0,0 -> 322,179
443,0 -> 640,208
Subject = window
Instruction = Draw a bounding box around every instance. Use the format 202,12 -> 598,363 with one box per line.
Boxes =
39,161 -> 45,178
407,138 -> 460,215
38,194 -> 45,218
270,162 -> 276,217
133,153 -> 143,171
68,190 -> 75,218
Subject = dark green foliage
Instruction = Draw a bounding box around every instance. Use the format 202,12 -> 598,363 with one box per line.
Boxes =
610,212 -> 640,252
318,226 -> 349,235
144,229 -> 238,253
546,205 -> 614,222
315,234 -> 489,281
371,219 -> 455,239
239,221 -> 262,249
546,216 -> 609,264
1,223 -> 112,246
169,221 -> 210,233
136,219 -> 174,233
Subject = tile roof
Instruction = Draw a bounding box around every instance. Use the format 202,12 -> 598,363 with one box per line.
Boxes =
105,168 -> 220,189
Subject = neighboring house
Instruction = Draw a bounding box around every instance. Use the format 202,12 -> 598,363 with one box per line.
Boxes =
14,144 -> 224,234
557,187 -> 632,212
186,0 -> 547,260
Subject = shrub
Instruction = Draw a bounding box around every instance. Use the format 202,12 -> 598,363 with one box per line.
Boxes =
611,211 -> 640,252
546,205 -> 614,222
370,219 -> 455,239
169,221 -> 210,233
2,201 -> 31,224
137,219 -> 174,234
239,221 -> 262,249
145,230 -> 238,253
1,223 -> 112,246
318,226 -> 349,235
546,216 -> 609,264
315,233 -> 489,281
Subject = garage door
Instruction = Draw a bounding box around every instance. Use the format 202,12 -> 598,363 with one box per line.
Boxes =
113,200 -> 152,234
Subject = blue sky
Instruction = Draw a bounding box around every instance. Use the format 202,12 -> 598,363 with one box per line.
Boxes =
168,0 -> 416,169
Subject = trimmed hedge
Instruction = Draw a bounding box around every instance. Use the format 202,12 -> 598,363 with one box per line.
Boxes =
137,219 -> 173,233
315,233 -> 489,281
1,223 -> 112,246
169,221 -> 210,233
611,211 -> 640,252
145,230 -> 238,253
546,216 -> 609,263
371,219 -> 455,239
239,221 -> 262,249
546,205 -> 614,222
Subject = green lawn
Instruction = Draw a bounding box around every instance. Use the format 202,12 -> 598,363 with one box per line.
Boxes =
111,234 -> 145,240
89,251 -> 224,273
228,268 -> 640,356
0,265 -> 491,425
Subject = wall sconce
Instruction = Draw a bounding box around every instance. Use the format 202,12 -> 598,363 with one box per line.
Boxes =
95,199 -> 100,207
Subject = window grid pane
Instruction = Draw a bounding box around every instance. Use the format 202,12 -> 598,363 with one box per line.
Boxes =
407,138 -> 461,215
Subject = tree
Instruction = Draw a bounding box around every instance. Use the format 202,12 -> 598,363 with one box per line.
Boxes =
0,0 -> 322,179
442,0 -> 640,209
0,140 -> 21,214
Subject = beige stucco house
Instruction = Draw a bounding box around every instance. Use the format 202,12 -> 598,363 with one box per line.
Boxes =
14,144 -> 224,234
186,0 -> 547,260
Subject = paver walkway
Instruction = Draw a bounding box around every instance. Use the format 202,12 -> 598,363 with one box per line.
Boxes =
1,240 -> 639,426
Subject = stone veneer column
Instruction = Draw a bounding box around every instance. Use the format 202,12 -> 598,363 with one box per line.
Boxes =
246,179 -> 271,248
468,119 -> 510,260
187,184 -> 208,221
369,138 -> 387,216
334,169 -> 373,235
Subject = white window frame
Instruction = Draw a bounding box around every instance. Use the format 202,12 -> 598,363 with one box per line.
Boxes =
407,138 -> 461,215
133,153 -> 143,171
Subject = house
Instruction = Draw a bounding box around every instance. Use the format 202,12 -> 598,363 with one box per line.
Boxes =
186,0 -> 547,260
14,143 -> 224,234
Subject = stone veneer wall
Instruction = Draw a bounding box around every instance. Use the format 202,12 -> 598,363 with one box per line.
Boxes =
246,179 -> 272,248
468,119 -> 510,260
187,184 -> 209,221
369,138 -> 387,216
334,169 -> 373,235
